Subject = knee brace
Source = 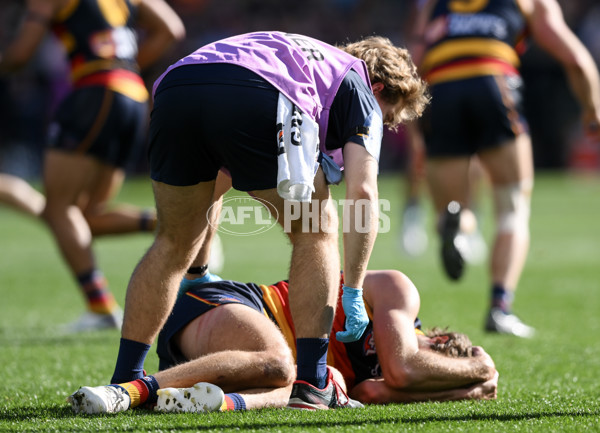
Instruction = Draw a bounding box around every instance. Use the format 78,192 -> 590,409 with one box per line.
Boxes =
493,180 -> 532,237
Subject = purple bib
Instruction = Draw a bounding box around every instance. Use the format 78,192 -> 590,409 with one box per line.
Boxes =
153,32 -> 372,168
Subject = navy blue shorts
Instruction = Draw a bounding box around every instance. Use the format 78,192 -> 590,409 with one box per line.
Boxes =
422,74 -> 528,157
156,280 -> 266,370
149,64 -> 280,190
48,86 -> 148,169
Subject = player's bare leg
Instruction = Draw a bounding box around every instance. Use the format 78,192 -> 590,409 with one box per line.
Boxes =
401,122 -> 429,257
479,134 -> 533,289
478,133 -> 534,337
109,179 -> 216,383
42,151 -> 99,275
121,179 -> 217,344
182,171 -> 232,283
79,166 -> 156,236
252,170 -> 360,410
70,300 -> 295,414
463,156 -> 489,265
158,303 -> 295,409
252,170 -> 340,341
43,150 -> 123,331
426,156 -> 474,280
0,173 -> 45,218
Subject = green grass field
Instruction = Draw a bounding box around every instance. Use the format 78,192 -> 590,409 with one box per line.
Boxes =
1,172 -> 599,432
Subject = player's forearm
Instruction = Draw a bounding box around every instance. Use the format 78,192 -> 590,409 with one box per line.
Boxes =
564,56 -> 600,119
135,0 -> 185,70
389,351 -> 495,392
529,0 -> 600,120
136,32 -> 179,70
1,0 -> 54,74
350,378 -> 489,404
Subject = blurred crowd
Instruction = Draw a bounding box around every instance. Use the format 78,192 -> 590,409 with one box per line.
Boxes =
1,0 -> 599,178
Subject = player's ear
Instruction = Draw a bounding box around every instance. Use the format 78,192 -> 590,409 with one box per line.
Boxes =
431,335 -> 450,345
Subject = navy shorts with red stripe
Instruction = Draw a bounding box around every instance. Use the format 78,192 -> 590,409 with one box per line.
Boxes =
156,280 -> 266,371
421,74 -> 528,157
48,86 -> 148,169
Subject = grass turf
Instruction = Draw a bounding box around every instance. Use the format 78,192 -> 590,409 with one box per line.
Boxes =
0,172 -> 599,432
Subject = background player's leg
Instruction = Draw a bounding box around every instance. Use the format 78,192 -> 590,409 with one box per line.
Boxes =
79,165 -> 156,236
478,133 -> 534,337
0,173 -> 45,217
43,150 -> 122,330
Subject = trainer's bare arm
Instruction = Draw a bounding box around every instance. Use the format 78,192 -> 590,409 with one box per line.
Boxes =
520,0 -> 600,139
360,271 -> 496,396
341,142 -> 379,290
0,0 -> 59,73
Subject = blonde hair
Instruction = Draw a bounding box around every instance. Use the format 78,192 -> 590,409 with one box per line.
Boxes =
426,327 -> 474,358
340,36 -> 430,129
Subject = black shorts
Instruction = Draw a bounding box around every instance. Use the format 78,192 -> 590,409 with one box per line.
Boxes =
48,86 -> 148,169
156,280 -> 266,370
422,74 -> 528,157
149,64 -> 280,190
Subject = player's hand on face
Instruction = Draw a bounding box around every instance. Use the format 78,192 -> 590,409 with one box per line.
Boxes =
472,345 -> 491,359
472,346 -> 496,373
481,370 -> 499,399
336,286 -> 369,343
467,370 -> 499,400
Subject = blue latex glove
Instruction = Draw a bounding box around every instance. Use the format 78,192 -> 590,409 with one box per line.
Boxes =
335,285 -> 369,343
178,272 -> 223,297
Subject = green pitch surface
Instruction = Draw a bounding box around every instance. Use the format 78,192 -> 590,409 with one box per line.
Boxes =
1,172 -> 599,432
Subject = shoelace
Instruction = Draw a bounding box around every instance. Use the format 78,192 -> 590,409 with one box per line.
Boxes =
330,380 -> 349,406
106,386 -> 129,409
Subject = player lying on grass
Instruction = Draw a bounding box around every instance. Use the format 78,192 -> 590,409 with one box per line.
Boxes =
69,269 -> 498,413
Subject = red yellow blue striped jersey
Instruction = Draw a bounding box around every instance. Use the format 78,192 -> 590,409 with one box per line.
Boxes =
420,0 -> 528,84
51,0 -> 148,102
261,279 -> 423,389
